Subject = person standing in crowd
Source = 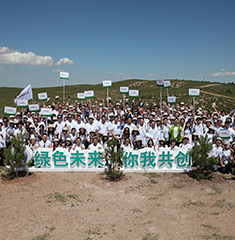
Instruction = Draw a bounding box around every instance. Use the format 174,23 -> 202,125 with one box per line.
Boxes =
169,118 -> 182,146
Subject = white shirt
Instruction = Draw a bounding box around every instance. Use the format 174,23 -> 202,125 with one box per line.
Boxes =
88,142 -> 103,151
209,144 -> 222,158
39,140 -> 52,148
0,129 -> 7,148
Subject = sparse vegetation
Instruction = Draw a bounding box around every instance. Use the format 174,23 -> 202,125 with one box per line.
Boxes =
103,136 -> 123,181
189,135 -> 218,180
0,133 -> 31,180
1,79 -> 234,118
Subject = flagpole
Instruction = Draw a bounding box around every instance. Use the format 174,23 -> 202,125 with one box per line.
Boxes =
63,79 -> 65,103
107,87 -> 109,107
123,94 -> 125,111
160,86 -> 162,117
193,97 -> 195,115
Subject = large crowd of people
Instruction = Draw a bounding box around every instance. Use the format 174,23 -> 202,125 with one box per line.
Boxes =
0,97 -> 235,172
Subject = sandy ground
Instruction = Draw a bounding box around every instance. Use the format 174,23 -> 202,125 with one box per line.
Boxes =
1,172 -> 235,240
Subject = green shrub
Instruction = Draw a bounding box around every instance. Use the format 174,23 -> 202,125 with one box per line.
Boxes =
103,136 -> 123,181
0,133 -> 30,180
189,135 -> 218,180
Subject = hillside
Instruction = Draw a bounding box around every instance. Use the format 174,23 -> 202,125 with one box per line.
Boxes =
0,79 -> 234,117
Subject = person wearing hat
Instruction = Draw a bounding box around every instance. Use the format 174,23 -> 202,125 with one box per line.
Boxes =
85,115 -> 99,136
59,127 -> 69,145
46,124 -> 56,143
157,137 -> 166,150
208,137 -> 223,172
131,127 -> 140,145
88,136 -> 103,151
207,126 -> 216,144
220,142 -> 234,173
64,137 -> 72,152
191,132 -> 199,147
100,132 -> 109,150
52,138 -> 60,151
26,124 -> 37,145
134,135 -> 144,150
72,137 -> 85,151
38,133 -> 52,148
29,136 -> 39,153
179,136 -> 192,151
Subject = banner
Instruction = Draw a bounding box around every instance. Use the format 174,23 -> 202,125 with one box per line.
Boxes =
167,96 -> 176,103
219,129 -> 230,139
41,108 -> 53,116
84,90 -> 94,98
102,80 -> 112,88
29,104 -> 40,112
129,90 -> 139,98
14,84 -> 33,105
189,89 -> 200,97
29,148 -> 191,172
120,87 -> 129,94
17,99 -> 28,108
77,93 -> 85,100
60,72 -> 69,79
164,80 -> 171,88
157,79 -> 164,86
4,106 -> 17,115
38,92 -> 48,101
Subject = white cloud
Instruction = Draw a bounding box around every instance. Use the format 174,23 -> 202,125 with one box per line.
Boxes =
221,68 -> 225,72
0,46 -> 74,67
56,57 -> 74,66
208,71 -> 235,77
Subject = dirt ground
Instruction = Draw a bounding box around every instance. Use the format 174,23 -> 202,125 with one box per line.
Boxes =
1,172 -> 235,240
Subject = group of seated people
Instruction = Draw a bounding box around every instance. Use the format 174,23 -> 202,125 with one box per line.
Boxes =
0,98 -> 235,171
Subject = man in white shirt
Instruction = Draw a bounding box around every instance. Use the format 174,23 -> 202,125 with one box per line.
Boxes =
180,136 -> 192,152
97,115 -> 110,136
39,134 -> 52,148
54,115 -> 65,136
193,116 -> 205,137
123,116 -> 135,133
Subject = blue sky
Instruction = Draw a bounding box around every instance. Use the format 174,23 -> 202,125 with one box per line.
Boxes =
0,0 -> 235,87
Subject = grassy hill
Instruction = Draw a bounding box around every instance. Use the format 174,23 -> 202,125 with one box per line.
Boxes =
0,79 -> 234,117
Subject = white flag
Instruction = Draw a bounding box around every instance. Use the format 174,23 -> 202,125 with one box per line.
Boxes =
14,84 -> 33,104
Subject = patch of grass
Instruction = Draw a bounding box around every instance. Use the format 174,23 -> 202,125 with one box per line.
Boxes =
208,185 -> 223,196
201,233 -> 235,240
211,212 -> 220,215
32,233 -> 51,240
67,194 -> 78,199
212,199 -> 234,209
142,233 -> 159,240
132,208 -> 142,214
45,192 -> 67,204
202,224 -> 219,230
182,199 -> 204,207
86,226 -> 101,236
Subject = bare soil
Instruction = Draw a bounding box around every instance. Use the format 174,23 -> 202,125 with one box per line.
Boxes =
1,172 -> 235,240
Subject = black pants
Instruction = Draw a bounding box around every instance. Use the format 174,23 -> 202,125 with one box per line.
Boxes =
0,148 -> 5,166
